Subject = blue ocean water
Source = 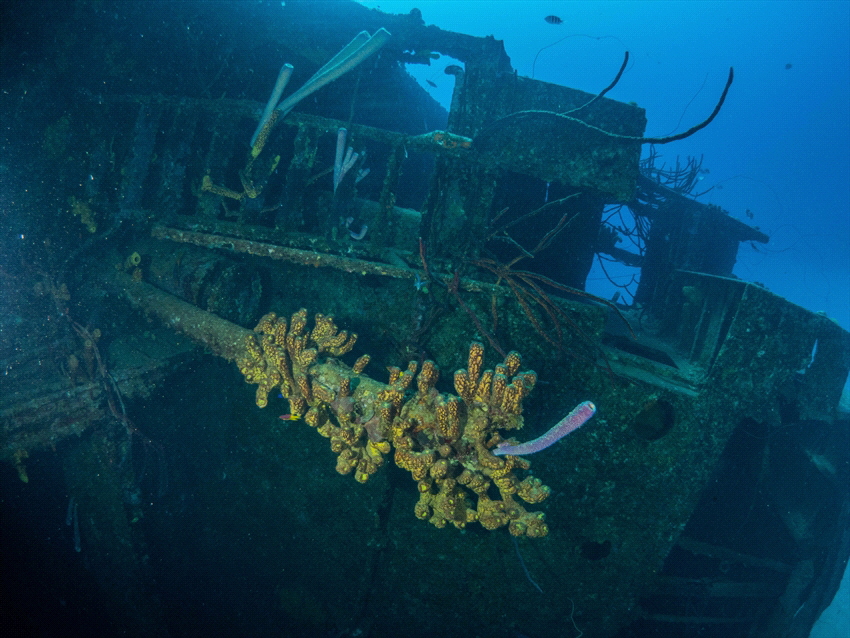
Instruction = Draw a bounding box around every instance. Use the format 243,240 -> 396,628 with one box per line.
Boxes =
365,0 -> 850,330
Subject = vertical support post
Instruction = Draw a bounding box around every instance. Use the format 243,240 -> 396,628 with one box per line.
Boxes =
372,143 -> 404,247
277,124 -> 318,230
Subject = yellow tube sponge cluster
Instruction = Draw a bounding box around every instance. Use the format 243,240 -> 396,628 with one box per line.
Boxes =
238,309 -> 551,537
239,309 -> 357,410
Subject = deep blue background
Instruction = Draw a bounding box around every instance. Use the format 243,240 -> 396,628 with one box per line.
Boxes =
363,0 -> 850,331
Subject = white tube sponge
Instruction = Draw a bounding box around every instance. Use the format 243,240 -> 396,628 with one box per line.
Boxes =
251,63 -> 294,147
275,28 -> 391,117
333,128 -> 347,192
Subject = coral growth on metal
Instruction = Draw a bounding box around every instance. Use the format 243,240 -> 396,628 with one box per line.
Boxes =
238,310 -> 551,536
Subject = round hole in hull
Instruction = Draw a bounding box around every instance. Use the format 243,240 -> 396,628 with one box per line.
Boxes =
632,399 -> 675,441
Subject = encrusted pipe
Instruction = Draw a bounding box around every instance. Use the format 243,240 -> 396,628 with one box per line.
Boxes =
110,270 -> 251,362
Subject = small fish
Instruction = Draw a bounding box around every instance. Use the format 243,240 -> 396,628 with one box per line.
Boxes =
544,15 -> 563,25
785,63 -> 793,70
426,79 -> 437,88
413,272 -> 428,293
279,413 -> 301,421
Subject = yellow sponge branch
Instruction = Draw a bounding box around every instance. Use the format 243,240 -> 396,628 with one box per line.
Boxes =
238,309 -> 550,537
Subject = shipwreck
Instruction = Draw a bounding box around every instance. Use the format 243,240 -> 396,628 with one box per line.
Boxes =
1,2 -> 847,637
